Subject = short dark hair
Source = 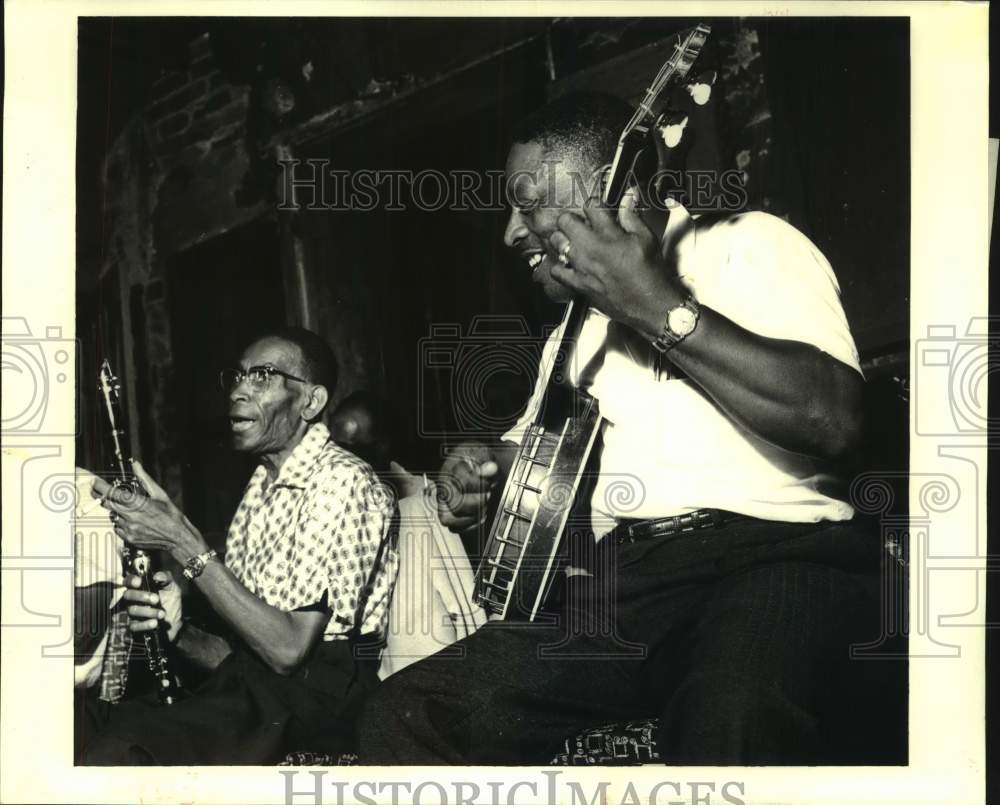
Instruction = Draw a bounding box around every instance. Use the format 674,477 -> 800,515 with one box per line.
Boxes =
333,389 -> 381,422
331,389 -> 397,473
251,326 -> 338,397
511,91 -> 634,172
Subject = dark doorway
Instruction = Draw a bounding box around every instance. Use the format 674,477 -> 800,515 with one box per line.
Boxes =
167,218 -> 286,549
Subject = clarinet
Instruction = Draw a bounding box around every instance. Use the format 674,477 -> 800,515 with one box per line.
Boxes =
98,359 -> 180,705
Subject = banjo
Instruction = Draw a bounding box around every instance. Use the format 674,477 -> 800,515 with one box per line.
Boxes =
473,22 -> 714,620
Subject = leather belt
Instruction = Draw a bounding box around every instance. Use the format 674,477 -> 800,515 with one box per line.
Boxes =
611,508 -> 744,546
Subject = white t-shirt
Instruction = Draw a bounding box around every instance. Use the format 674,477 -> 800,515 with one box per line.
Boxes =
503,210 -> 862,537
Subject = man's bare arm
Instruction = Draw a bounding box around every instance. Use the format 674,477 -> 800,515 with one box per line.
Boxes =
550,197 -> 863,461
99,463 -> 332,677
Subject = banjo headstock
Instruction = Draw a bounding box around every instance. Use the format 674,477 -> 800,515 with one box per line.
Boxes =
601,24 -> 714,214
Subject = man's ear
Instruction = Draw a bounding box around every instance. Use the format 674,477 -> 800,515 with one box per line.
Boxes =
301,384 -> 329,422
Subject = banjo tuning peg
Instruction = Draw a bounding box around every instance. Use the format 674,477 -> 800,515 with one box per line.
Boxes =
654,110 -> 690,149
685,70 -> 717,106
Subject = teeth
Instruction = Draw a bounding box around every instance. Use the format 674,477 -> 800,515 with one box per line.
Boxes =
527,254 -> 543,269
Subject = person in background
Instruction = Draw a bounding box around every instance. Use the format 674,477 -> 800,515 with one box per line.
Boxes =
330,390 -> 392,475
331,390 -> 487,679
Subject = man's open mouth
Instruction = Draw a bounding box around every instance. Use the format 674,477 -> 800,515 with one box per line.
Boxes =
526,252 -> 543,273
229,415 -> 255,433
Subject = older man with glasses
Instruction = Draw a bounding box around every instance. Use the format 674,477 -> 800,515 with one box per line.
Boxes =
81,327 -> 399,765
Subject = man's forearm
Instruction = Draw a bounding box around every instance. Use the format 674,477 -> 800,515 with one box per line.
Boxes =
545,198 -> 862,461
192,561 -> 325,675
630,295 -> 863,460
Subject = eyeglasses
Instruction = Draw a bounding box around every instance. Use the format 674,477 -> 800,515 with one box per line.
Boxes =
220,365 -> 309,393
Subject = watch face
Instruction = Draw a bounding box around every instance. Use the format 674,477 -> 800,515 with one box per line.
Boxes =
668,306 -> 698,337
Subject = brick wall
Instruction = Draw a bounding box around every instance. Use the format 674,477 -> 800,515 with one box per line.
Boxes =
139,32 -> 269,252
103,31 -> 267,503
144,32 -> 249,171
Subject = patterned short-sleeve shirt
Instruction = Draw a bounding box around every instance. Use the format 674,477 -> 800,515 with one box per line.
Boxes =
225,422 -> 399,640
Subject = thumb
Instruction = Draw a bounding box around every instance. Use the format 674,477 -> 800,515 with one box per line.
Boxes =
389,460 -> 408,475
618,186 -> 655,238
153,570 -> 174,589
130,460 -> 168,501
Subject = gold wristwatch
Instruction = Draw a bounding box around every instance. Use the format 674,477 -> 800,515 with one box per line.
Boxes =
652,294 -> 700,353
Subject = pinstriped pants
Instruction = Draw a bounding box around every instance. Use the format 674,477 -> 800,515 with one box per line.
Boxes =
359,517 -> 892,765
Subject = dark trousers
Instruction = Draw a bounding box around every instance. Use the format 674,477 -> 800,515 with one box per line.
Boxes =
360,517 -> 887,765
80,638 -> 380,765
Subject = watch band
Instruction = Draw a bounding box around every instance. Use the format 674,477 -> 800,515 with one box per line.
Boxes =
651,295 -> 700,354
182,548 -> 218,580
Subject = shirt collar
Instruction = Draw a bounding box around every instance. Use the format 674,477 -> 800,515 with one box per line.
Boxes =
266,421 -> 331,490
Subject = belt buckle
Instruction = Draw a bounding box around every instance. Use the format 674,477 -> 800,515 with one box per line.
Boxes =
626,515 -> 680,541
623,509 -> 722,544
621,520 -> 647,544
